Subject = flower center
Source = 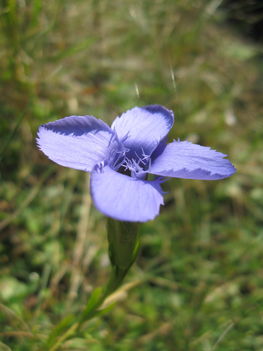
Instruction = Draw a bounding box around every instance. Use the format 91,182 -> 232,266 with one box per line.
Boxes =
121,149 -> 151,178
105,133 -> 151,179
110,145 -> 150,179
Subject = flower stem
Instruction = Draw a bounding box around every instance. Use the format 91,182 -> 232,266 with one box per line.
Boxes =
46,219 -> 141,351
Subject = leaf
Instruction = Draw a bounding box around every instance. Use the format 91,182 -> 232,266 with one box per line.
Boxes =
78,287 -> 103,323
45,314 -> 75,348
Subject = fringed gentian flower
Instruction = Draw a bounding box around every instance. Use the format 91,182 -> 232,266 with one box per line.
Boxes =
37,105 -> 236,222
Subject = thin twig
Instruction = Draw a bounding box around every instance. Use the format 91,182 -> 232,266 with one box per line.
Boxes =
211,322 -> 234,351
68,173 -> 91,302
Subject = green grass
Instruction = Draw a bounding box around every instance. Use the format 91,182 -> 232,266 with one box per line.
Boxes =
0,0 -> 263,350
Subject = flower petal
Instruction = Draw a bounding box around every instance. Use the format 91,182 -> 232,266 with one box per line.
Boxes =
111,105 -> 174,156
149,140 -> 236,180
37,115 -> 116,172
90,166 -> 164,222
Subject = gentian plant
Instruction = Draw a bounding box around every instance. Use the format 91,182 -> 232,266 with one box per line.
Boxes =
37,105 -> 236,349
37,105 -> 235,222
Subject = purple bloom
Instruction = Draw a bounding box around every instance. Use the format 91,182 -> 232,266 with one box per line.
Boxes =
37,105 -> 236,222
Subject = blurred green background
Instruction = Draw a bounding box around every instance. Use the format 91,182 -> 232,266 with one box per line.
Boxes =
0,0 -> 263,350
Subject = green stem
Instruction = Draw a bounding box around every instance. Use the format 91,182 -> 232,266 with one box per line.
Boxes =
46,219 -> 141,351
49,324 -> 78,351
77,265 -> 128,326
47,264 -> 132,351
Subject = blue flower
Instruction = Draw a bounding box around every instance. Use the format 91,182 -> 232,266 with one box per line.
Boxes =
37,105 -> 236,222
